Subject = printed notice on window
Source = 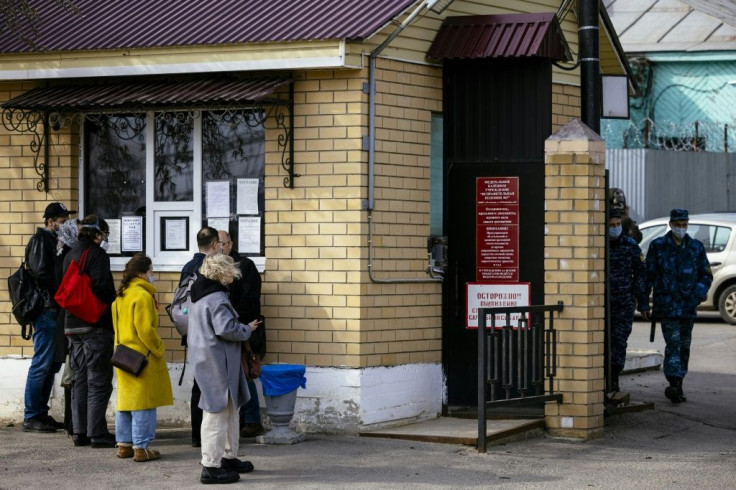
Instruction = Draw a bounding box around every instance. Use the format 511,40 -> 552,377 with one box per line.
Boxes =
121,216 -> 143,252
207,218 -> 229,233
238,216 -> 261,254
206,180 -> 230,218
163,218 -> 188,251
106,219 -> 122,255
236,178 -> 259,215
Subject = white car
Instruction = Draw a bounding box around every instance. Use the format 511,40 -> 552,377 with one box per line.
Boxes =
638,213 -> 736,324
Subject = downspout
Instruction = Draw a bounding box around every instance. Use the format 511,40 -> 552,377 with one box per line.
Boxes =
579,0 -> 601,133
367,0 -> 443,284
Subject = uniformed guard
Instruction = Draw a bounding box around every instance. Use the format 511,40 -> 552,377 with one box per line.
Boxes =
645,208 -> 713,403
608,209 -> 650,392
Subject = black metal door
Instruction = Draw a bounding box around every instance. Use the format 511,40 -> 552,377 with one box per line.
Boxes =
442,58 -> 551,407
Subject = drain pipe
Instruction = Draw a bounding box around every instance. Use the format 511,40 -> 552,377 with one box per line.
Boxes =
367,0 -> 443,284
579,0 -> 600,133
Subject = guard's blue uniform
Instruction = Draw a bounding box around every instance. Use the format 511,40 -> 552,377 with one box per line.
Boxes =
645,232 -> 712,378
609,234 -> 649,372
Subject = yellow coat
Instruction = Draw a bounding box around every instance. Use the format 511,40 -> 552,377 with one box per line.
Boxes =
112,277 -> 173,411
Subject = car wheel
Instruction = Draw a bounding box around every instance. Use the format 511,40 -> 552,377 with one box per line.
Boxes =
718,285 -> 736,325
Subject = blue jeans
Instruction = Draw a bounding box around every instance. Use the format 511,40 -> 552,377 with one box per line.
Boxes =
24,309 -> 62,420
116,409 -> 157,449
239,379 -> 261,426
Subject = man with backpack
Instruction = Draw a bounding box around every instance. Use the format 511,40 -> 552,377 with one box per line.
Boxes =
180,226 -> 222,447
23,202 -> 76,432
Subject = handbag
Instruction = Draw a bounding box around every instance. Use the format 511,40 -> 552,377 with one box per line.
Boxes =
55,247 -> 107,324
241,340 -> 262,380
111,304 -> 150,376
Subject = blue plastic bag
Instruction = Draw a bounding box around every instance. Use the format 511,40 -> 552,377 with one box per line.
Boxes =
259,364 -> 307,396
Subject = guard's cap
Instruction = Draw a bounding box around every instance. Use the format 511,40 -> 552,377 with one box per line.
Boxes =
43,202 -> 76,219
669,208 -> 689,221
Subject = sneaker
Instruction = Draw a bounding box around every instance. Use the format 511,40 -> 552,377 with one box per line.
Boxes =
72,434 -> 91,447
22,417 -> 58,433
239,422 -> 265,438
90,433 -> 117,448
133,447 -> 161,462
41,415 -> 65,430
221,457 -> 254,473
200,466 -> 239,485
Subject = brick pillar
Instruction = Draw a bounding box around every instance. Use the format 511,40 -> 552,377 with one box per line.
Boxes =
543,119 -> 606,440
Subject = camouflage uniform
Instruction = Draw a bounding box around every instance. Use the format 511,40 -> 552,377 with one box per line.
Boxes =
645,232 -> 712,381
609,234 -> 649,374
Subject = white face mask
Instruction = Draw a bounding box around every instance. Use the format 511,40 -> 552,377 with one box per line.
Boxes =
671,227 -> 687,240
147,274 -> 155,284
100,240 -> 110,251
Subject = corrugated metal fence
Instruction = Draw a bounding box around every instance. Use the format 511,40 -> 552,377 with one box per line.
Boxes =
606,149 -> 736,222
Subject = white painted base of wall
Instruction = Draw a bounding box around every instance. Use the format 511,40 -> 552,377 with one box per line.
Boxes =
0,358 -> 443,433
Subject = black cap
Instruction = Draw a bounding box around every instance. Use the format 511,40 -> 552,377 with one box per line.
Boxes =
609,209 -> 623,219
43,202 -> 76,219
669,208 -> 689,221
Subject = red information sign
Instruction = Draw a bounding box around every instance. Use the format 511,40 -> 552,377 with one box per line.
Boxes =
476,177 -> 519,282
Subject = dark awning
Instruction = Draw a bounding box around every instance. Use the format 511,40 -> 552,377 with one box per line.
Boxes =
1,76 -> 292,111
427,13 -> 571,62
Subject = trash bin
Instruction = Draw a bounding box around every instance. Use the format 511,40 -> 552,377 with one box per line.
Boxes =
256,364 -> 306,445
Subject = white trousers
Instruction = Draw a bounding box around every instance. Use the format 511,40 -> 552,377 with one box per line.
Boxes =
200,395 -> 239,468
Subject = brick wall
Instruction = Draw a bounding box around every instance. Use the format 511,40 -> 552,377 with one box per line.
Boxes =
262,59 -> 443,368
552,83 -> 582,132
543,119 -> 606,440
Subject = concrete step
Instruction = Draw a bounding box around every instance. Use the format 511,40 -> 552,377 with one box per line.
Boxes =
624,348 -> 663,373
361,417 -> 545,447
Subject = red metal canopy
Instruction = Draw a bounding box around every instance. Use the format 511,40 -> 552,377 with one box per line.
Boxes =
427,13 -> 572,61
1,76 -> 292,111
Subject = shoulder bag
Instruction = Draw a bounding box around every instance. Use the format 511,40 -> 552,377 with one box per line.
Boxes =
241,340 -> 261,380
110,304 -> 150,376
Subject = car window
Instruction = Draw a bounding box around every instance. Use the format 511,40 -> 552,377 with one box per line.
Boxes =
691,224 -> 732,253
639,225 -> 668,255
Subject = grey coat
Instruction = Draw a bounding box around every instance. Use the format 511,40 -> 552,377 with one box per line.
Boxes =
188,277 -> 252,413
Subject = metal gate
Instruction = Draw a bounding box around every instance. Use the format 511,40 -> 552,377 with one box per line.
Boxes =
476,303 -> 564,452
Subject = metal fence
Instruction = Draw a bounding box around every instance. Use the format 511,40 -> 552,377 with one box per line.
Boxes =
476,302 -> 564,453
607,149 -> 736,222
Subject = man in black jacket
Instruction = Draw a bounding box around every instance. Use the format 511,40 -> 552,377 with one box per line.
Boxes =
23,202 -> 75,433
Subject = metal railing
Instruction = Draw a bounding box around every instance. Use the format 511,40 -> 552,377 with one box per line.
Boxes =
477,302 -> 564,452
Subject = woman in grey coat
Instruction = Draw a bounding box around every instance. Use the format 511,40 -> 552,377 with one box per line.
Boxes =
188,253 -> 261,485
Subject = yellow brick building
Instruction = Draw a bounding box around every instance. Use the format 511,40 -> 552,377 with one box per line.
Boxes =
0,0 -> 629,437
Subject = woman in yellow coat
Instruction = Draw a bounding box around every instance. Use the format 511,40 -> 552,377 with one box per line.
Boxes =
112,253 -> 173,462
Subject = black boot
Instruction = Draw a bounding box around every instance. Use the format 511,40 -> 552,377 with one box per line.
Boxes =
678,378 -> 687,402
610,366 -> 621,393
664,377 -> 683,403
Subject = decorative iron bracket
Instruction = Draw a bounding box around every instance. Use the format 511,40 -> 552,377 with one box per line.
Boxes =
1,108 -> 49,193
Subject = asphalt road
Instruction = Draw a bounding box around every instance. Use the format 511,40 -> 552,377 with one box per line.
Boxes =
1,316 -> 734,489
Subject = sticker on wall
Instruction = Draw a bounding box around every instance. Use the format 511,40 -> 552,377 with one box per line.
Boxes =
466,282 -> 530,329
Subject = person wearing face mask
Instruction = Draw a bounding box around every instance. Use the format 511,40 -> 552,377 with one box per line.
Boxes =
22,202 -> 76,433
607,209 -> 650,394
63,215 -> 117,447
112,253 -> 173,462
645,209 -> 712,403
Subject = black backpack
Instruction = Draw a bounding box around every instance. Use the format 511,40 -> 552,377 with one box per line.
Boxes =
7,261 -> 44,339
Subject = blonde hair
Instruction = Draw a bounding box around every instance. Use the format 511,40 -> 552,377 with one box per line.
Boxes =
200,253 -> 241,285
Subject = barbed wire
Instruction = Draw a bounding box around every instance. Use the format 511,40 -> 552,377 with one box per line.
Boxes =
602,118 -> 736,153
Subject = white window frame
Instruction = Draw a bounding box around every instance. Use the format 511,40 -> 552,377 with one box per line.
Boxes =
79,111 -> 265,272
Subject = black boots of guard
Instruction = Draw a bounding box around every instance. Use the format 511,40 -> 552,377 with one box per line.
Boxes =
665,376 -> 687,403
